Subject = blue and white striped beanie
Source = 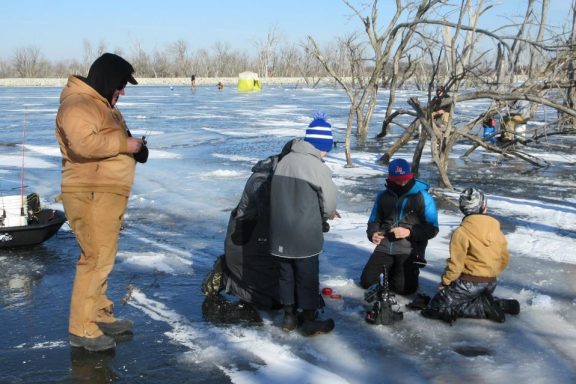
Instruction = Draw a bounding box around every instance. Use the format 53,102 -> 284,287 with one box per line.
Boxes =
304,112 -> 333,152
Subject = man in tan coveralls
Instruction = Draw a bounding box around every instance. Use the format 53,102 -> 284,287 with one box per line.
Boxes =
55,53 -> 148,351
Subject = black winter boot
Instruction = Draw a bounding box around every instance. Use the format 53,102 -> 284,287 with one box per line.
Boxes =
299,310 -> 335,337
406,293 -> 431,310
497,299 -> 520,315
421,307 -> 456,325
282,305 -> 298,332
96,319 -> 133,335
482,293 -> 506,323
69,334 -> 116,352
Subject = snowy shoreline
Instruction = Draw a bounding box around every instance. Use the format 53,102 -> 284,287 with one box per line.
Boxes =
0,77 -> 320,87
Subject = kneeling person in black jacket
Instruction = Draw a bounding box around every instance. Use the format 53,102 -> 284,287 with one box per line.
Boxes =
360,158 -> 439,295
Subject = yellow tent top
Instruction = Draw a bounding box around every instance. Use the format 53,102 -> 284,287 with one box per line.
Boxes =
237,71 -> 262,92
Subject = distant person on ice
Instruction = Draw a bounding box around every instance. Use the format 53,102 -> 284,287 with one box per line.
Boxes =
55,53 -> 148,352
360,158 -> 438,295
421,187 -> 520,324
270,112 -> 339,336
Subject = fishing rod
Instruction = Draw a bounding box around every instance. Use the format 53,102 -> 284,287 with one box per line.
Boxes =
1,109 -> 29,226
19,108 -> 27,218
142,105 -> 161,145
116,104 -> 151,147
142,123 -> 152,146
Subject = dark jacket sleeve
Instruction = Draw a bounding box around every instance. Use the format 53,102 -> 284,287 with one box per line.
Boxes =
230,172 -> 263,245
410,191 -> 439,241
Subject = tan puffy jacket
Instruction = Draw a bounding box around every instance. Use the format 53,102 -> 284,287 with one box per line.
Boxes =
55,75 -> 135,197
441,214 -> 509,286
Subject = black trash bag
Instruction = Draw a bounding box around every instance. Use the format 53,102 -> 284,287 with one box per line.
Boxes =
202,293 -> 262,325
406,293 -> 431,310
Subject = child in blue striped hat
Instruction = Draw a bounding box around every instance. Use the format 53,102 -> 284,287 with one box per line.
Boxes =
270,111 -> 339,336
304,112 -> 333,152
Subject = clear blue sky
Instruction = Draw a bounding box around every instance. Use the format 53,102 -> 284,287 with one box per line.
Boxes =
0,0 -> 571,61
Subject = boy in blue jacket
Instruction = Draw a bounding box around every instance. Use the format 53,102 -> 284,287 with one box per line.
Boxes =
361,158 -> 439,295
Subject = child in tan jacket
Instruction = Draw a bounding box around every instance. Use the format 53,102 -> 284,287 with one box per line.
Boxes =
421,188 -> 520,324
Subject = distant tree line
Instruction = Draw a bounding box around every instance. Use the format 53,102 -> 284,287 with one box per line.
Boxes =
0,36 -> 545,83
0,10 -> 552,84
0,33 -> 332,80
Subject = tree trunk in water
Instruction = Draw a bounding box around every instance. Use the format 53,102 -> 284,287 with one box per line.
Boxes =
430,132 -> 452,188
356,118 -> 368,144
411,129 -> 428,176
566,1 -> 576,126
378,119 -> 419,164
345,110 -> 354,167
435,126 -> 454,188
437,153 -> 452,188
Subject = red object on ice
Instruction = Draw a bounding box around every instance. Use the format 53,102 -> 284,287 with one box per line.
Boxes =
330,293 -> 342,299
322,287 -> 333,295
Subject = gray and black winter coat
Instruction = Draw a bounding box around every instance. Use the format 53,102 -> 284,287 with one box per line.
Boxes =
270,139 -> 337,258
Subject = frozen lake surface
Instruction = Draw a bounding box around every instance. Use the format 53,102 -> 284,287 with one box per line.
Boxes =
1,84 -> 575,383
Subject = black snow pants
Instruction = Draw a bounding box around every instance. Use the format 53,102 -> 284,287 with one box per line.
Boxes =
360,248 -> 420,295
277,255 -> 323,311
423,279 -> 504,323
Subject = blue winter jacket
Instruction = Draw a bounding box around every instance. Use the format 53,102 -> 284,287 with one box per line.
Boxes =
367,179 -> 439,258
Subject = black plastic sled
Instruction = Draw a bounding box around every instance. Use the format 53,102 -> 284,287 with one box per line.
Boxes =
0,209 -> 66,248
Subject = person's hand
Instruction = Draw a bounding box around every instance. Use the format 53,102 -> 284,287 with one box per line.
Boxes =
389,227 -> 410,239
127,137 -> 143,154
328,211 -> 341,220
371,231 -> 385,245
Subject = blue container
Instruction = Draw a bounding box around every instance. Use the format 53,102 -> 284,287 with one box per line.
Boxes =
483,126 -> 496,143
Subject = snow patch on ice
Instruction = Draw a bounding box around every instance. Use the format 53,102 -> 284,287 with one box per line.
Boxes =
531,294 -> 553,309
197,169 -> 247,179
14,341 -> 67,350
117,251 -> 193,275
0,154 -> 55,169
212,153 -> 260,163
129,288 -> 350,384
148,149 -> 180,159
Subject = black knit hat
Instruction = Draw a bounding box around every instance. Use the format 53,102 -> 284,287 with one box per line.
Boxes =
86,53 -> 137,104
